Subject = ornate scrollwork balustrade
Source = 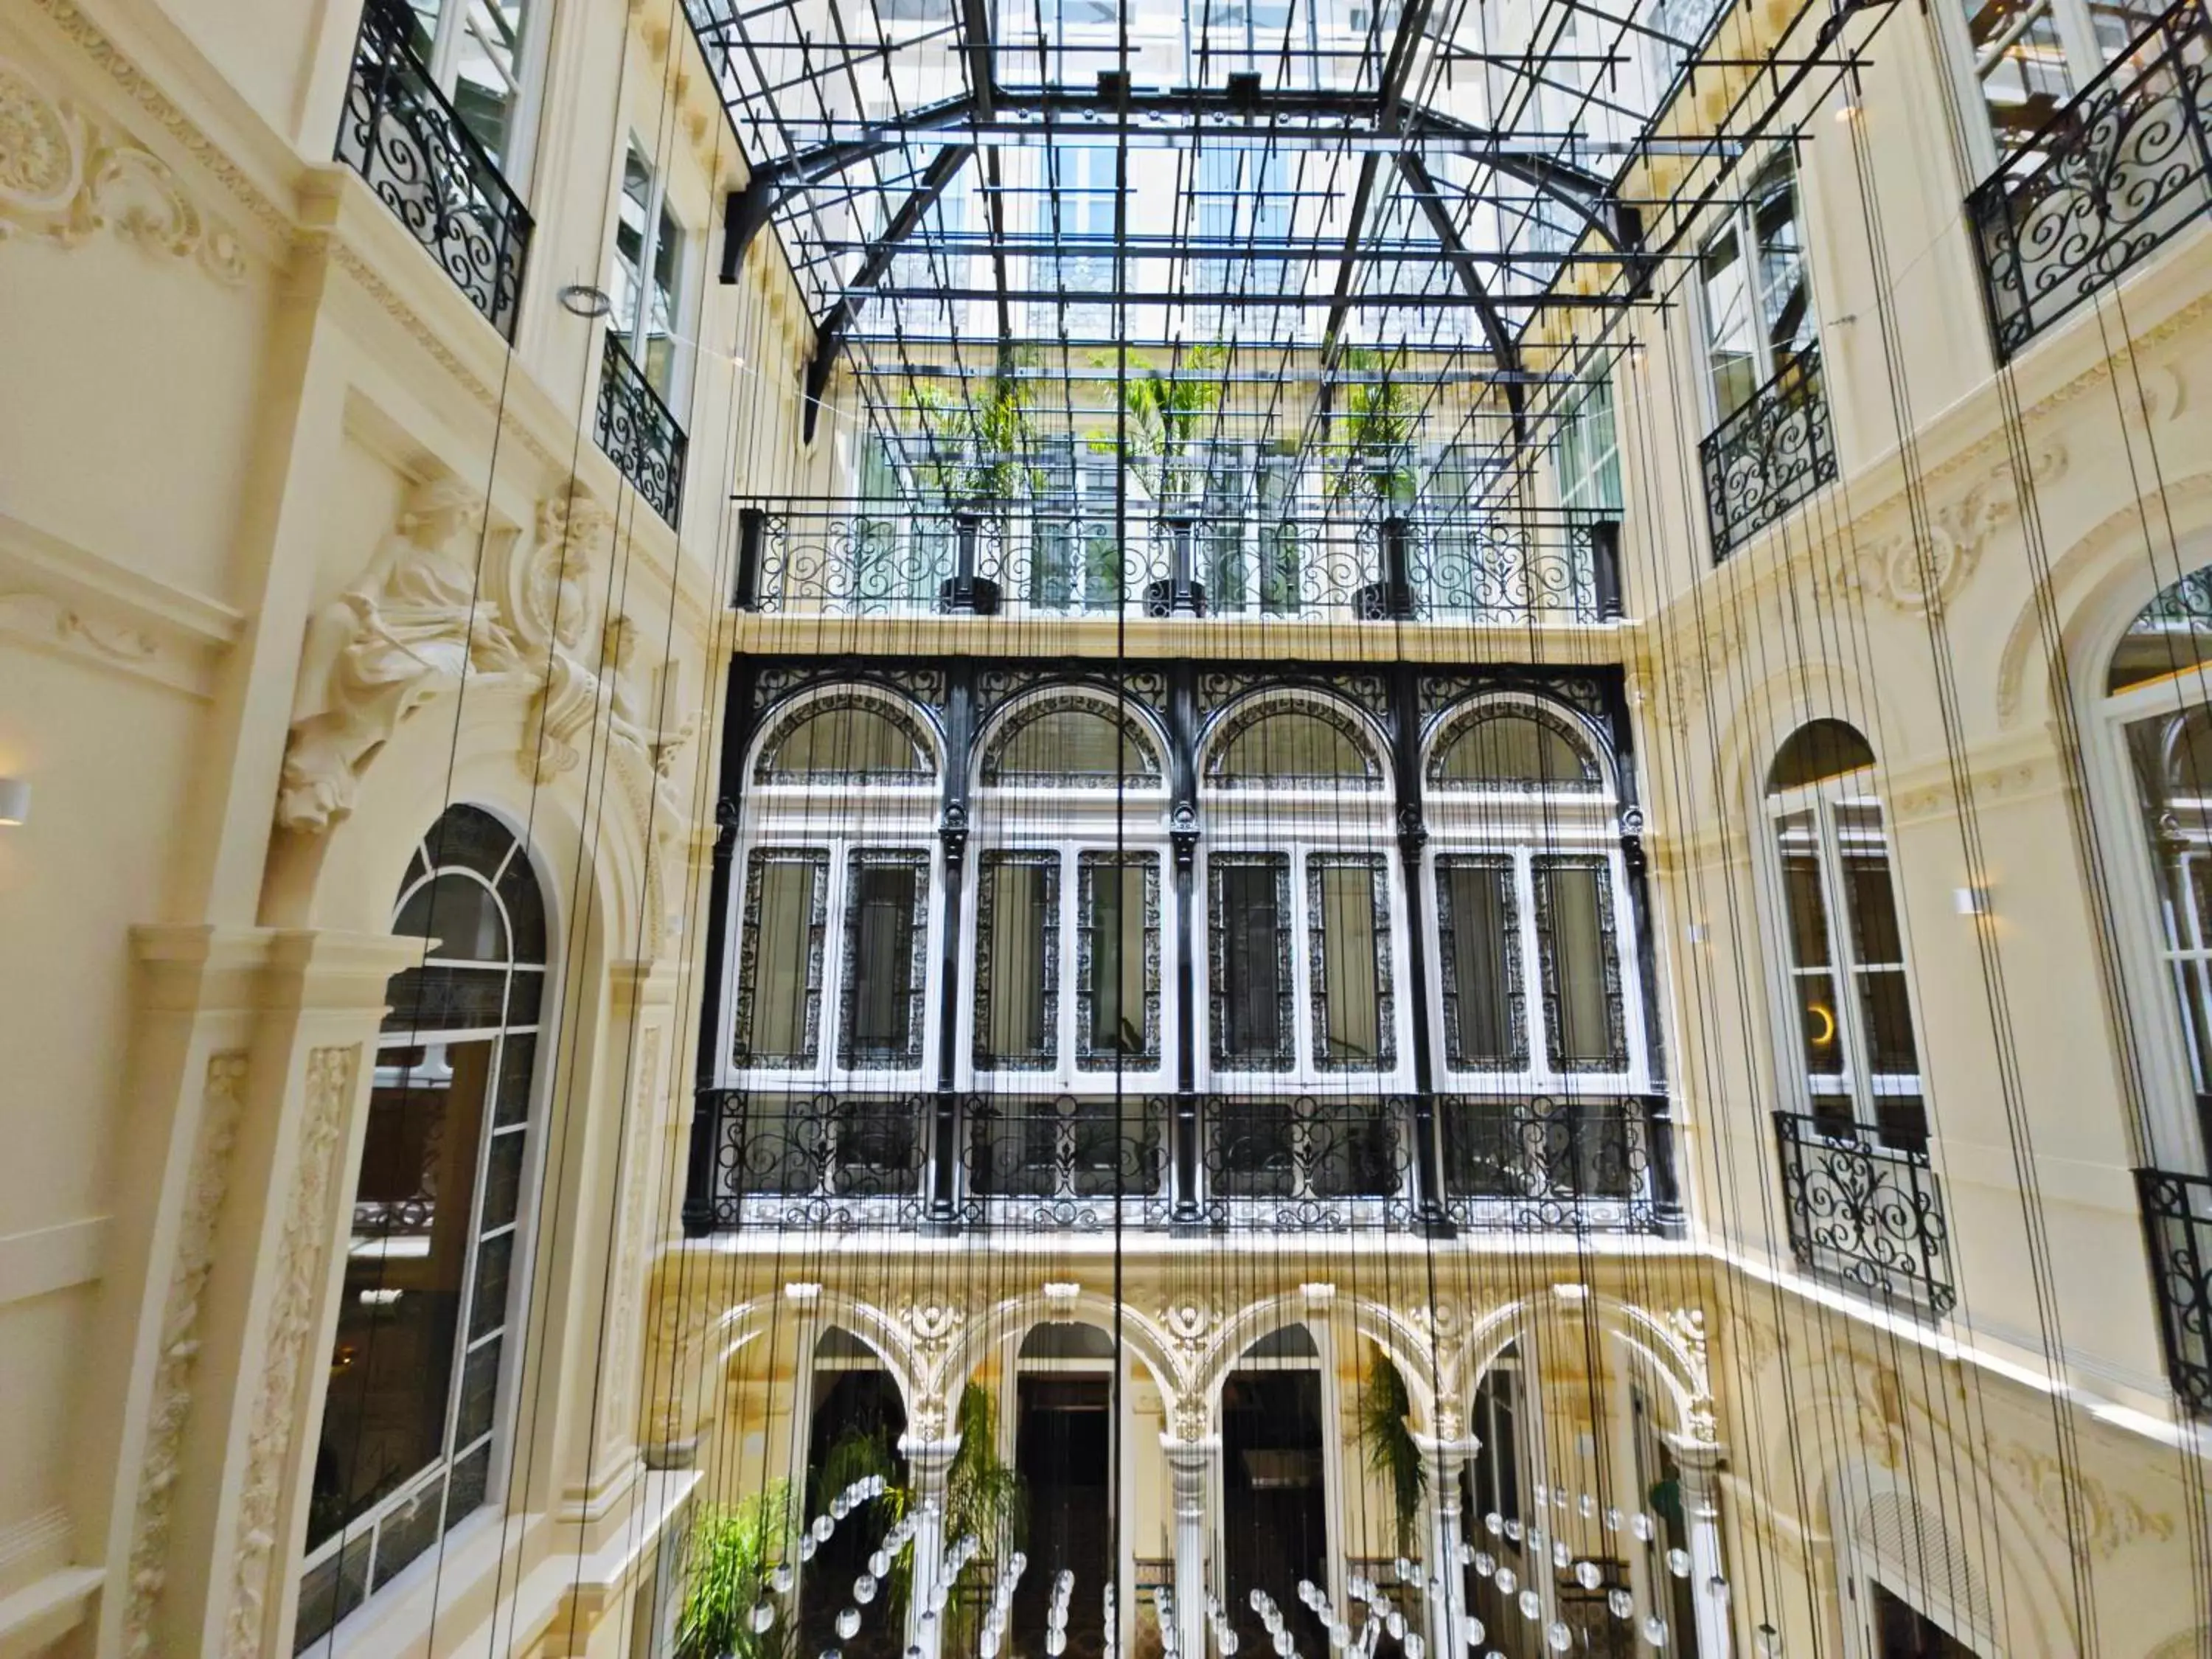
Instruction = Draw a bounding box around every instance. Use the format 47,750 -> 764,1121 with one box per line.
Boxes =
335,0 -> 533,340
1697,347 -> 1837,561
1198,1095 -> 1411,1230
735,497 -> 1610,624
692,1088 -> 927,1231
962,1093 -> 1173,1229
596,333 -> 688,525
2135,1165 -> 2212,1415
1967,0 -> 2212,359
1773,1110 -> 1957,1313
1436,1093 -> 1669,1234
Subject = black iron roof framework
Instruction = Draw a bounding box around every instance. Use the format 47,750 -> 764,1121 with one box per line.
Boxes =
683,0 -> 1889,471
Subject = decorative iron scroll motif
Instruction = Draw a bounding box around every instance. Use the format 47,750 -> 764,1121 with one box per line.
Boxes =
2135,1165 -> 2212,1416
335,0 -> 532,340
838,849 -> 933,1071
1200,1095 -> 1409,1229
973,852 -> 1060,1072
731,846 -> 829,1068
595,333 -> 688,525
1773,1110 -> 1957,1313
1697,347 -> 1837,560
1968,0 -> 2212,359
1306,855 -> 1397,1071
1077,853 -> 1164,1071
964,1094 -> 1170,1228
1207,853 -> 1296,1071
738,498 -> 1604,622
1436,1094 -> 1659,1233
699,1089 -> 928,1230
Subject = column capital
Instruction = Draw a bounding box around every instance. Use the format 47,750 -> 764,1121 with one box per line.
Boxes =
898,1434 -> 964,1486
1664,1435 -> 1728,1476
1158,1433 -> 1221,1467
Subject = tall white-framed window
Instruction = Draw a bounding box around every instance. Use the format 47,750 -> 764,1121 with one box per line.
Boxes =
2099,563 -> 2212,1168
1420,695 -> 1651,1096
1196,694 -> 1409,1089
1937,0 -> 2168,169
611,138 -> 691,403
1694,150 -> 1815,425
963,691 -> 1174,1088
1759,720 -> 1928,1148
724,691 -> 944,1091
400,0 -> 547,181
296,804 -> 551,1651
1554,367 -> 1624,515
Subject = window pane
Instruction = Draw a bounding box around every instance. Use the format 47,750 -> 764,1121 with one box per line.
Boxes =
393,872 -> 508,961
984,706 -> 1159,786
1700,223 -> 1759,419
612,145 -> 653,353
1310,858 -> 1391,1068
1212,857 -> 1290,1066
1961,0 -> 2076,154
449,0 -> 532,167
1210,709 -> 1374,787
977,855 -> 1057,1068
737,852 -> 827,1067
307,1040 -> 493,1552
1439,858 -> 1526,1069
761,701 -> 932,783
1750,157 -> 1810,367
1430,709 -> 1599,791
1774,810 -> 1846,1081
1534,859 -> 1627,1071
843,854 -> 929,1068
2110,566 -> 2212,693
1836,804 -> 1922,1079
644,200 -> 683,396
1082,856 -> 1158,1065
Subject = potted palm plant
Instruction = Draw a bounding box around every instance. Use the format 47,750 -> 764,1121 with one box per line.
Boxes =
902,366 -> 1044,614
676,1479 -> 793,1659
1096,344 -> 1228,614
1332,350 -> 1421,618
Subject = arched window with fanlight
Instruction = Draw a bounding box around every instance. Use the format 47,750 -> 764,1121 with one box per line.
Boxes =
966,691 -> 1170,1084
727,690 -> 942,1084
1198,695 -> 1404,1085
2103,565 -> 2212,1166
1421,698 -> 1646,1091
1761,720 -> 1926,1148
296,804 -> 549,1650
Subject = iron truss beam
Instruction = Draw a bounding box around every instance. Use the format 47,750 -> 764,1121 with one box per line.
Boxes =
1395,150 -> 1525,439
802,145 -> 974,440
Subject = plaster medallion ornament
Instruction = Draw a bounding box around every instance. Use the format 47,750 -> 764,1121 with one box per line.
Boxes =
0,55 -> 244,279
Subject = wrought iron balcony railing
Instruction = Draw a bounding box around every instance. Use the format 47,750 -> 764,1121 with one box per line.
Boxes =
596,333 -> 688,525
335,0 -> 532,341
1438,1093 -> 1680,1234
1698,347 -> 1837,561
730,498 -> 1621,624
682,1088 -> 1675,1237
1966,0 -> 2212,360
2135,1165 -> 2212,1416
1773,1110 -> 1956,1314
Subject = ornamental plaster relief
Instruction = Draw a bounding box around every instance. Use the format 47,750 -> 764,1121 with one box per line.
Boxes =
1992,1441 -> 2176,1562
124,1051 -> 246,1659
0,52 -> 245,282
1844,441 -> 2067,616
277,479 -> 697,861
223,1043 -> 358,1659
598,1025 -> 665,1447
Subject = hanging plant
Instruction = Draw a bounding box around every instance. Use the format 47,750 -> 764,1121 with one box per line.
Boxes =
676,1478 -> 793,1659
1359,1351 -> 1427,1556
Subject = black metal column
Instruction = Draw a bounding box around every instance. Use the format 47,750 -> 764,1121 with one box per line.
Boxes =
927,662 -> 978,1230
1609,675 -> 1681,1233
682,659 -> 755,1237
733,505 -> 765,611
1391,664 -> 1453,1237
1167,663 -> 1203,1228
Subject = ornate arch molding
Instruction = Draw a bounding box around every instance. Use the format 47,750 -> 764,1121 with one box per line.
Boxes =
1197,687 -> 1391,790
1458,1292 -> 1717,1450
745,679 -> 946,786
697,1290 -> 932,1433
971,684 -> 1171,791
1420,689 -> 1618,796
933,1289 -> 1182,1427
1700,657 -> 1894,826
1994,470 -> 2212,731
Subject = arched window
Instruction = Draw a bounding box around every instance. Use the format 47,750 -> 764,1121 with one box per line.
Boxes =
733,689 -> 939,1085
980,698 -> 1163,788
298,805 -> 549,1649
968,695 -> 1168,1083
1422,698 -> 1641,1089
1761,721 -> 1925,1147
1205,701 -> 1382,789
756,694 -> 936,785
1200,697 -> 1399,1082
2106,565 -> 2212,1162
1427,705 -> 1604,793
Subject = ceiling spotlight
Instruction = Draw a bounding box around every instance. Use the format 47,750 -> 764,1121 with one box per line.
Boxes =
1834,102 -> 1860,122
560,284 -> 613,318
